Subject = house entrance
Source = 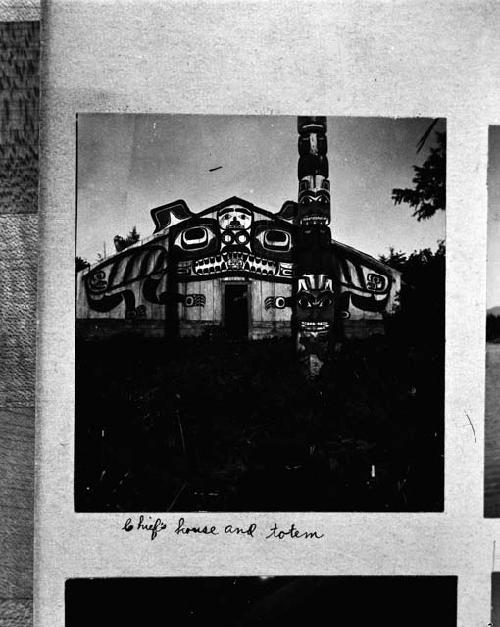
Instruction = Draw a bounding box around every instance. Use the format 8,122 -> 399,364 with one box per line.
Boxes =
224,284 -> 249,339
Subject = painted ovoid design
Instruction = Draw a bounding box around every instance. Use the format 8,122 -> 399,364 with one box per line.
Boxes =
265,295 -> 292,310
183,294 -> 206,307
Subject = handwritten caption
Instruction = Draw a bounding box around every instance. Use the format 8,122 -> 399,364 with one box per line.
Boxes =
121,516 -> 324,542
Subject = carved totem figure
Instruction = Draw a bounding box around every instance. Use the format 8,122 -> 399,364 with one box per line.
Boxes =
294,116 -> 335,378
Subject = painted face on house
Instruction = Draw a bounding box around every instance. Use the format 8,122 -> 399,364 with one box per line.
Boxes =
171,207 -> 294,281
218,206 -> 253,231
217,206 -> 253,252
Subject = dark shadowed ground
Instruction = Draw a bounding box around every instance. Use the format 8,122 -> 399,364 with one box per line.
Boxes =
75,331 -> 443,512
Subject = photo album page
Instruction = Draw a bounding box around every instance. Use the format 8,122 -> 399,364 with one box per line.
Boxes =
35,2 -> 500,625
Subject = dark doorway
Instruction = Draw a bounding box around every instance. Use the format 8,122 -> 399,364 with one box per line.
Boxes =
224,284 -> 249,339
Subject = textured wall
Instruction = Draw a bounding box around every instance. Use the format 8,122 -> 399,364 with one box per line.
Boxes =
0,16 -> 39,627
0,21 -> 38,214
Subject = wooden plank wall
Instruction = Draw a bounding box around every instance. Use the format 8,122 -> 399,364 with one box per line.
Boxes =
178,278 -> 222,324
0,10 -> 40,627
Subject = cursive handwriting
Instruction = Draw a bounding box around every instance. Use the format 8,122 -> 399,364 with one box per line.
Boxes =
175,517 -> 219,535
224,523 -> 257,537
121,517 -> 324,542
265,523 -> 324,540
122,515 -> 167,541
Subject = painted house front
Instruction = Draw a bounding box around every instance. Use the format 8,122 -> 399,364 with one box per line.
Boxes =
76,195 -> 401,341
76,117 -> 401,348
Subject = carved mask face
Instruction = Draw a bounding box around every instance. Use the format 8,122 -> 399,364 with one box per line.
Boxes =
296,274 -> 335,334
297,177 -> 330,227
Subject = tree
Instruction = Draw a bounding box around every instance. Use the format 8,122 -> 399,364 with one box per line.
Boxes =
378,247 -> 407,271
380,241 -> 445,352
114,226 -> 140,252
392,130 -> 446,221
76,256 -> 90,272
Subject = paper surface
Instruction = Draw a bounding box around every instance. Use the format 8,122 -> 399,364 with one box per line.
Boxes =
36,1 -> 500,625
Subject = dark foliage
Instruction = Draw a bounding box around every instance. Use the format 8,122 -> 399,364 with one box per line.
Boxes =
114,225 -> 140,252
392,131 -> 446,221
75,256 -> 89,272
487,314 -> 500,342
380,241 -> 445,352
75,329 -> 443,512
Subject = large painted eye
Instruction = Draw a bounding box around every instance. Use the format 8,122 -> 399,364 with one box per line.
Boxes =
183,226 -> 206,245
253,221 -> 293,261
261,229 -> 291,251
181,226 -> 208,249
175,225 -> 215,251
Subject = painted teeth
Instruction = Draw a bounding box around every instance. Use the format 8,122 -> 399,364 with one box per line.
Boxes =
193,252 -> 277,276
301,217 -> 328,225
300,322 -> 330,335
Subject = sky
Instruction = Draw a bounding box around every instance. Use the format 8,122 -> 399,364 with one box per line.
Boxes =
488,126 -> 500,310
76,114 -> 445,264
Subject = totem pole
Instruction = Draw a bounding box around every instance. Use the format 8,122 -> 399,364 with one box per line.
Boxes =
294,116 -> 336,378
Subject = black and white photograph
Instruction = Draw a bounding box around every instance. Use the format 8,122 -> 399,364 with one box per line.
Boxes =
485,126 -> 500,517
65,576 -> 457,627
75,114 -> 446,513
